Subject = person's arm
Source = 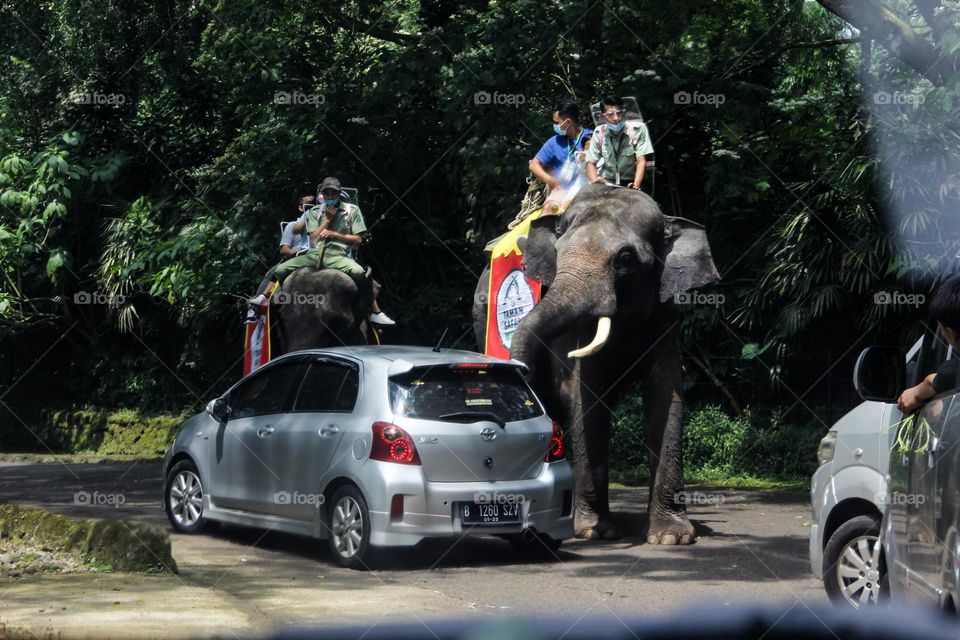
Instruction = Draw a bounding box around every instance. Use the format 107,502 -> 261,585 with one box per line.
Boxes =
585,131 -> 605,184
318,228 -> 361,244
586,161 -> 603,184
630,123 -> 654,190
292,219 -> 307,234
529,157 -> 558,190
318,206 -> 364,245
897,373 -> 938,413
628,160 -> 646,190
309,209 -> 334,244
279,244 -> 295,257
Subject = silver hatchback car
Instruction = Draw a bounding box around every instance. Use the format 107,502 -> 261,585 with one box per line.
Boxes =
162,346 -> 574,568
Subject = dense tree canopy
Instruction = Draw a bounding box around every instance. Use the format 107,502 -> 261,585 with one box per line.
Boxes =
1,0 -> 957,428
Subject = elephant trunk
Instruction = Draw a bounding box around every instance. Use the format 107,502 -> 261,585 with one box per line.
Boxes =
510,267 -> 615,372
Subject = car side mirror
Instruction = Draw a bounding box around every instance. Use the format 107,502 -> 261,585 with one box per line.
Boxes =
206,397 -> 231,423
853,346 -> 906,403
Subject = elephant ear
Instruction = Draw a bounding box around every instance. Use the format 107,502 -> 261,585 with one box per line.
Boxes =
521,215 -> 561,287
659,216 -> 720,303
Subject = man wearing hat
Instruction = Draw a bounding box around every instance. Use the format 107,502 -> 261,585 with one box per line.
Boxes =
251,177 -> 394,325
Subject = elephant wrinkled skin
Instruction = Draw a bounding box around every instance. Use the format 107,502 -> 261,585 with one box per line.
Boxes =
275,268 -> 370,353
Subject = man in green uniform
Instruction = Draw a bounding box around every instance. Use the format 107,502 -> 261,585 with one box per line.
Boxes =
586,95 -> 654,189
250,176 -> 394,325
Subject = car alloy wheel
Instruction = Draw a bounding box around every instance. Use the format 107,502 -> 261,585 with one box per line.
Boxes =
823,514 -> 886,608
164,459 -> 216,534
332,494 -> 364,558
169,469 -> 203,527
837,534 -> 883,607
327,485 -> 373,569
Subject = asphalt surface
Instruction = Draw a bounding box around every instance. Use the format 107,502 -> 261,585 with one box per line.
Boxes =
0,460 -> 826,635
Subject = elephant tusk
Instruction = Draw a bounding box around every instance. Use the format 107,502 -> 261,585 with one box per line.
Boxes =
568,316 -> 612,359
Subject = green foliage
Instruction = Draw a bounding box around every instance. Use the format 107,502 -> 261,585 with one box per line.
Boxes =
0,0 -> 958,433
610,400 -> 824,484
25,409 -> 184,457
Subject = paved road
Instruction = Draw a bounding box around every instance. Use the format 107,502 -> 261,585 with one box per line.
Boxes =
0,461 -> 826,636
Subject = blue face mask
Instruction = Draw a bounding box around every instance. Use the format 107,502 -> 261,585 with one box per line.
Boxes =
607,121 -> 625,133
553,123 -> 566,136
323,197 -> 339,207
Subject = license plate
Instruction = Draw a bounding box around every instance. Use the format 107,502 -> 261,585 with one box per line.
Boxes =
460,502 -> 522,525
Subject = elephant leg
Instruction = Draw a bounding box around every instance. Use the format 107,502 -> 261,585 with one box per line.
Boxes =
564,358 -> 621,541
642,347 -> 695,545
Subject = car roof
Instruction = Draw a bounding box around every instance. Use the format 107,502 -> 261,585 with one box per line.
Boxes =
273,345 -> 523,368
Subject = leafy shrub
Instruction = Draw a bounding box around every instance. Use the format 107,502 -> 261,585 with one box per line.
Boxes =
610,400 -> 824,485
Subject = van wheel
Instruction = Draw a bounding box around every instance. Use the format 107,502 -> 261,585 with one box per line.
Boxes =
165,460 -> 217,533
823,515 -> 886,608
327,485 -> 372,570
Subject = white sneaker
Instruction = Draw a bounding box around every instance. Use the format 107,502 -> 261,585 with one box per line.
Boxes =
370,311 -> 396,326
247,294 -> 267,306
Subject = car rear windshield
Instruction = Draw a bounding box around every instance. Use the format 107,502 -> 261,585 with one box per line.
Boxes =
389,365 -> 544,422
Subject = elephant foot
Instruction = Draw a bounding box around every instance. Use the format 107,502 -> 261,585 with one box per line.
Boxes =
646,513 -> 696,545
574,511 -> 621,540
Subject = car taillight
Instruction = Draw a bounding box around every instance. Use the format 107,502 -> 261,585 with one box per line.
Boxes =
371,422 -> 421,465
546,421 -> 565,462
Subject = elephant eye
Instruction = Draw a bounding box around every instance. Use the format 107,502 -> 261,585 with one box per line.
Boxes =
615,248 -> 638,269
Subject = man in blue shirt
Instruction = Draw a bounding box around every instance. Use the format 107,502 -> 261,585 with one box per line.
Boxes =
529,97 -> 592,191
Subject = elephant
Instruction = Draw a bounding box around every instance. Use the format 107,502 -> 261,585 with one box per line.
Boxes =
472,184 -> 719,544
274,267 -> 374,353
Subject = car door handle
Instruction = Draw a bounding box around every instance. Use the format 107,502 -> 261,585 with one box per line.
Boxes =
320,424 -> 340,437
257,425 -> 274,437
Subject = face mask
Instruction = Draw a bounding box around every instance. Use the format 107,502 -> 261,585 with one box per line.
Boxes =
607,121 -> 625,133
553,123 -> 566,136
323,197 -> 339,207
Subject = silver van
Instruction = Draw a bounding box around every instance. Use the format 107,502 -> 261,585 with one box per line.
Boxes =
810,330 -> 952,608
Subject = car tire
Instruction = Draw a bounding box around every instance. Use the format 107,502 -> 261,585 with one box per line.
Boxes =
823,514 -> 886,608
164,459 -> 216,534
327,485 -> 373,570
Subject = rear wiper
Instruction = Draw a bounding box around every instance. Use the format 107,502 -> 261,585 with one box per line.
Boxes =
439,411 -> 507,428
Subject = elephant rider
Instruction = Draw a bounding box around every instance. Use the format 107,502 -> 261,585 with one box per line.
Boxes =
529,97 -> 592,191
586,95 -> 654,189
280,195 -> 313,258
528,97 -> 592,214
249,177 -> 395,326
250,194 -> 316,303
